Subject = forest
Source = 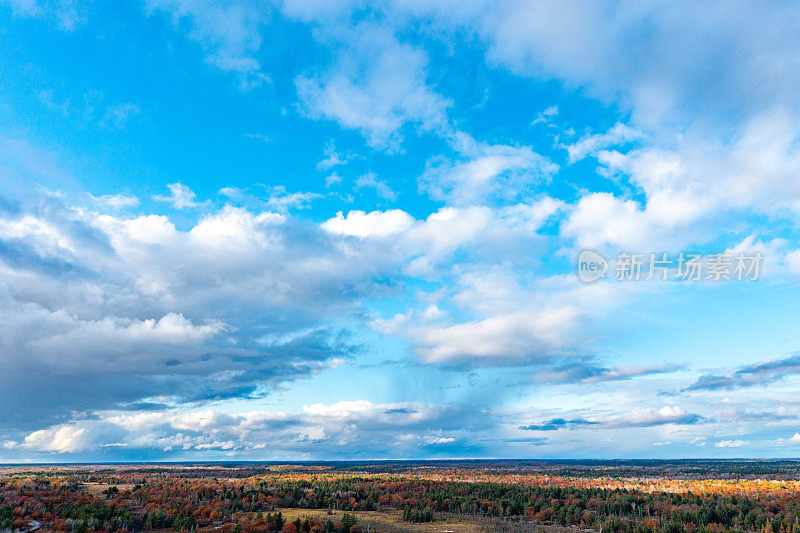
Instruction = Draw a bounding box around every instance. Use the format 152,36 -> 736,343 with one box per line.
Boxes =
2,461 -> 800,533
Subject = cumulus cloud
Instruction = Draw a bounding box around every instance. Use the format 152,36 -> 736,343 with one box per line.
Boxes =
23,422 -> 121,454
411,307 -> 580,366
8,0 -> 800,460
0,196 -> 397,430
324,200 -> 562,272
321,203 -> 615,371
616,114 -> 800,213
775,433 -> 800,447
561,191 -> 704,252
608,406 -> 704,428
323,209 -> 414,238
0,184 -> 576,441
561,112 -> 800,254
141,1 -> 800,254
14,401 -> 497,459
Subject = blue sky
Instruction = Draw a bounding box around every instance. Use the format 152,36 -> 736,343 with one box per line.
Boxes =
3,0 -> 800,461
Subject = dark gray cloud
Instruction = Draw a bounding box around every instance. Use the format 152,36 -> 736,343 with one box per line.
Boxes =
612,412 -> 704,428
530,361 -> 683,385
0,310 -> 358,431
520,418 -> 595,431
687,354 -> 800,391
0,195 -> 392,431
383,408 -> 419,414
0,237 -> 94,278
521,407 -> 705,432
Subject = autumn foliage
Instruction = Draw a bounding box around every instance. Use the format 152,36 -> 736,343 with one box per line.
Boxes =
3,461 -> 800,532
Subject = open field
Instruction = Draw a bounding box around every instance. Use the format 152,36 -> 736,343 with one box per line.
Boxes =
271,508 -> 487,532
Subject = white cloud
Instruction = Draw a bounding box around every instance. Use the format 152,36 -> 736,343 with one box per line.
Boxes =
43,313 -> 221,358
421,131 -> 558,205
90,193 -> 140,209
153,182 -> 207,209
16,401 -> 494,457
610,406 -> 698,428
403,206 -> 493,258
296,23 -> 449,149
316,140 -> 347,171
325,172 -> 342,187
565,123 -> 642,163
562,112 -> 800,253
243,133 -> 271,143
424,436 -> 455,445
434,1 -> 800,129
303,400 -> 374,418
265,187 -> 323,213
322,199 -> 562,276
3,0 -> 39,17
3,0 -> 87,30
145,0 -> 269,89
715,439 -> 749,448
531,105 -> 558,126
778,432 -> 800,446
323,209 -> 414,238
186,205 -> 282,246
355,172 -> 396,200
24,423 -> 99,453
616,113 -> 800,215
412,306 -> 580,365
9,1 -> 800,461
35,89 -> 140,129
561,192 -> 683,251
100,103 -> 141,130
787,251 -> 800,275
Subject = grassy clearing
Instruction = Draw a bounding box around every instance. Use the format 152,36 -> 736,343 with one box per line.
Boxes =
272,508 -> 581,533
274,508 -> 484,532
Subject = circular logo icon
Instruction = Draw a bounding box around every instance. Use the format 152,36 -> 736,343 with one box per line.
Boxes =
577,250 -> 608,283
